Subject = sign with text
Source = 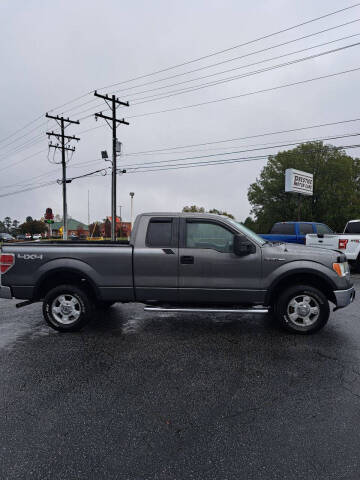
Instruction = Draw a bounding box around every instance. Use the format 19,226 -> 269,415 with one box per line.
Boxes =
285,169 -> 313,196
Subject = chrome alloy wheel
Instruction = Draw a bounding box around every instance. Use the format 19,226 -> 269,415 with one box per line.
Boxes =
51,294 -> 81,325
286,294 -> 320,327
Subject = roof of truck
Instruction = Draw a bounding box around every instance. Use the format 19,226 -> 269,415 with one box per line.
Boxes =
141,212 -> 235,220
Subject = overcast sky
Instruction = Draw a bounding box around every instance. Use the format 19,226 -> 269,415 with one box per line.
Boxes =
1,0 -> 360,225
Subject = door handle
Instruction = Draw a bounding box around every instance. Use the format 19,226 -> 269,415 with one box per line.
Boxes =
180,255 -> 194,264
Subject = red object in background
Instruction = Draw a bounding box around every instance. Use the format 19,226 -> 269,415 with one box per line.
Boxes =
45,208 -> 54,220
338,239 -> 349,249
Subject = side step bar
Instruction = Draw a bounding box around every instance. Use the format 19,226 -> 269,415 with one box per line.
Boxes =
144,306 -> 268,314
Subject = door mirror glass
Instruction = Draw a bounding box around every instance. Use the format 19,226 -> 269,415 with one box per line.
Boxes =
233,234 -> 256,256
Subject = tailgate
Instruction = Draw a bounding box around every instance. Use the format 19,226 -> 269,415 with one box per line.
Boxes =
305,233 -> 339,250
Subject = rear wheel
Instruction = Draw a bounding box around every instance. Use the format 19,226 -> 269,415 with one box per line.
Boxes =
273,284 -> 330,334
43,284 -> 94,332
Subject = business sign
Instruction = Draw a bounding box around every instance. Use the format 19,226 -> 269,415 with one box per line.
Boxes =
285,169 -> 313,196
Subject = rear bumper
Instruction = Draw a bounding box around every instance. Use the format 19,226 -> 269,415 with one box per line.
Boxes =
333,286 -> 355,310
0,286 -> 12,299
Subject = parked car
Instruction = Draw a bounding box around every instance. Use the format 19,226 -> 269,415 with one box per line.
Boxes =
32,234 -> 42,240
260,221 -> 333,244
0,212 -> 354,335
25,233 -> 32,240
0,233 -> 15,242
16,234 -> 26,241
306,219 -> 360,271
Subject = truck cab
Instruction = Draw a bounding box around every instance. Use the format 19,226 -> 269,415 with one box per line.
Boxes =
260,221 -> 333,244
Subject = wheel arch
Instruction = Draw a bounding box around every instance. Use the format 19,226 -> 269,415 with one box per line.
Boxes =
34,267 -> 100,301
266,270 -> 337,306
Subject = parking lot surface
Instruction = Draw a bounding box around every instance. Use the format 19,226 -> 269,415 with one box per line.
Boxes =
1,277 -> 360,479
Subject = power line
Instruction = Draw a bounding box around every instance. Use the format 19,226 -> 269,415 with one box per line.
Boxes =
125,143 -> 360,174
122,133 -> 360,170
2,142 -> 359,199
127,65 -> 360,119
97,2 -> 360,92
61,18 -> 360,119
72,22 -> 360,121
129,42 -> 360,105
121,117 -> 360,156
112,22 -> 360,98
2,1 -> 359,147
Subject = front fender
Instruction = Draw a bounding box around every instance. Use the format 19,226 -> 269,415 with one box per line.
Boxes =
264,260 -> 342,302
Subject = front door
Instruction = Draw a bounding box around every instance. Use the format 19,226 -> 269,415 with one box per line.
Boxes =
178,218 -> 263,304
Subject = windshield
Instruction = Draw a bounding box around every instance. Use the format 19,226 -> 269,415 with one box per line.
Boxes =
227,219 -> 266,246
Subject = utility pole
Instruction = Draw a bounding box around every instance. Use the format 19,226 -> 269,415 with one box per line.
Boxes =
94,91 -> 129,241
46,114 -> 80,240
88,190 -> 90,225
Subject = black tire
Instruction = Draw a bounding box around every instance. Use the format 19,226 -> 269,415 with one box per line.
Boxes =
96,301 -> 116,310
273,284 -> 330,334
43,284 -> 94,332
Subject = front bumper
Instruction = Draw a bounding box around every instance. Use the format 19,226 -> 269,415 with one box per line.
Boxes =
333,286 -> 355,310
0,286 -> 12,299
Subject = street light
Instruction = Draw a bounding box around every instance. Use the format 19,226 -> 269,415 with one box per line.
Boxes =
130,192 -> 135,228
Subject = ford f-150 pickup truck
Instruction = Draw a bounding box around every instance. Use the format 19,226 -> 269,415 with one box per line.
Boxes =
0,212 -> 355,334
306,219 -> 360,272
260,222 -> 333,244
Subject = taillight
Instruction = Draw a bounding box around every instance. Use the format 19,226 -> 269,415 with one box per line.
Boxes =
0,254 -> 15,274
338,239 -> 349,250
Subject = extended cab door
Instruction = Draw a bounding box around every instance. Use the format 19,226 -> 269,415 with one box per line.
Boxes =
133,216 -> 179,303
178,218 -> 264,305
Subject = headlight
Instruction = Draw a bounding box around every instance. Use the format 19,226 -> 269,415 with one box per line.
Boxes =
333,262 -> 350,277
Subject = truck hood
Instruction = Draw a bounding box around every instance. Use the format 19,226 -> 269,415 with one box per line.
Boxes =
262,241 -> 341,266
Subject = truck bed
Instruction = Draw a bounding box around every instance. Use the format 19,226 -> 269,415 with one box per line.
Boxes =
1,242 -> 134,301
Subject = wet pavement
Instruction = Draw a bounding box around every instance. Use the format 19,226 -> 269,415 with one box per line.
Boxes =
1,278 -> 360,479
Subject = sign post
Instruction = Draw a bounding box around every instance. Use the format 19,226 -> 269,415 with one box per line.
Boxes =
285,169 -> 313,220
44,208 -> 54,239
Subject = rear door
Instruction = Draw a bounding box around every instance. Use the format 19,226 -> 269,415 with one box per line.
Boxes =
298,223 -> 315,244
133,216 -> 179,302
178,218 -> 263,304
269,223 -> 297,243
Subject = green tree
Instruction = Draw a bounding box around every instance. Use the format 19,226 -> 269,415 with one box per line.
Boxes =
4,217 -> 12,232
243,216 -> 259,232
247,142 -> 360,233
182,205 -> 205,213
19,219 -> 47,236
208,208 -> 235,219
0,220 -> 5,233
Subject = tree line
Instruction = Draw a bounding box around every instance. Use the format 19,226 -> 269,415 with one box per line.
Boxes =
0,216 -> 47,236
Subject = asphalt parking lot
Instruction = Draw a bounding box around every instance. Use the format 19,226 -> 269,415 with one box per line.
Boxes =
1,278 -> 360,480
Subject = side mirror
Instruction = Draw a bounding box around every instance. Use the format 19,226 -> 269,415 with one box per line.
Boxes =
233,234 -> 256,256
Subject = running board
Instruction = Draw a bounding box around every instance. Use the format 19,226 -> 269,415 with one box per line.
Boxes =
144,306 -> 268,314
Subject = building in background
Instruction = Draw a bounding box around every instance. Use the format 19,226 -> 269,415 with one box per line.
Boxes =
52,219 -> 89,237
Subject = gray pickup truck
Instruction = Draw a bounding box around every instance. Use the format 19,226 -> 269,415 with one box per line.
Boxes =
0,212 -> 355,334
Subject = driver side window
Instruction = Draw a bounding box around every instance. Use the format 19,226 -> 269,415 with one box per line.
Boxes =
186,221 -> 234,253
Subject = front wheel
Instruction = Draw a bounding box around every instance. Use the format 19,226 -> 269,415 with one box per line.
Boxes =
43,284 -> 94,332
273,284 -> 330,334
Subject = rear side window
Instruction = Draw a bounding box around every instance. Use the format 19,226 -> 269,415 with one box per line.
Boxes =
316,224 -> 333,234
270,223 -> 295,235
344,221 -> 360,234
146,218 -> 174,247
299,223 -> 314,235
